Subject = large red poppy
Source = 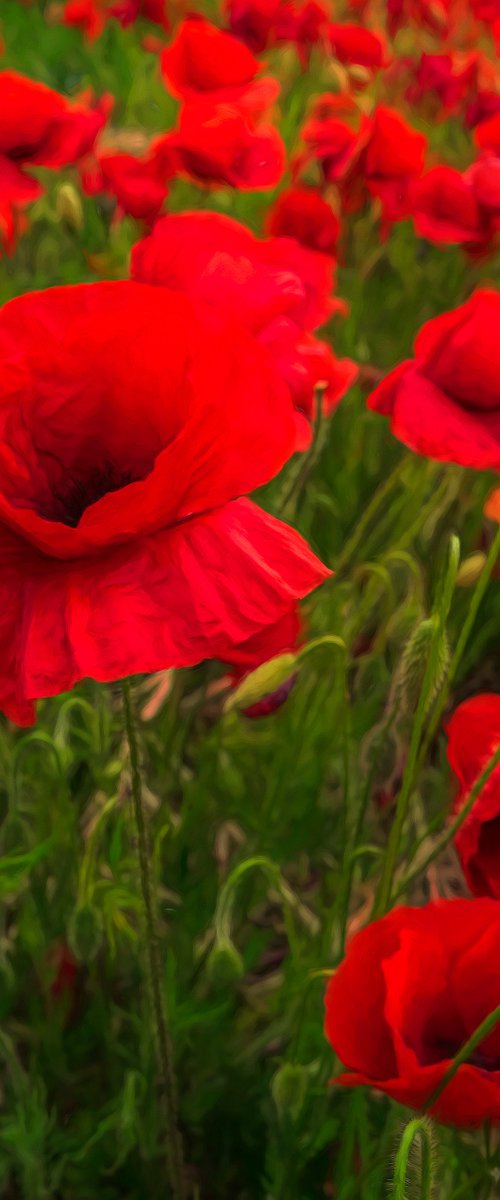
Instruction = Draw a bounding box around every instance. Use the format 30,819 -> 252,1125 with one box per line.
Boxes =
151,101 -> 286,191
131,211 -> 356,445
446,695 -> 500,899
325,899 -> 500,1127
0,70 -> 109,249
367,290 -> 500,470
0,281 -> 329,726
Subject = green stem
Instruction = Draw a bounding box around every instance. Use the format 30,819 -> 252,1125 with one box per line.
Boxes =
392,1118 -> 434,1200
122,680 -> 186,1200
334,457 -> 408,575
418,524 -> 500,772
373,536 -> 460,917
394,740 -> 500,902
425,1004 -> 500,1111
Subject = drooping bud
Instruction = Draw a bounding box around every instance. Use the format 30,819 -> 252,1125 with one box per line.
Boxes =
206,937 -> 244,988
456,553 -> 487,588
224,653 -> 298,717
271,1063 -> 308,1122
56,182 -> 84,232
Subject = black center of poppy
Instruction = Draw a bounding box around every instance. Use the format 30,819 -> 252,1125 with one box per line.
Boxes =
41,465 -> 140,528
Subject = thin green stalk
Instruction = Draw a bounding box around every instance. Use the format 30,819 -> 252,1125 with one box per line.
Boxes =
122,679 -> 185,1200
392,1118 -> 435,1200
373,536 -> 460,916
418,523 -> 500,771
334,457 -> 408,576
425,1004 -> 500,1111
394,740 -> 500,901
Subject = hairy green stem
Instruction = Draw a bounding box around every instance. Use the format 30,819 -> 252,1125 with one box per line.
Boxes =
392,1118 -> 434,1200
122,679 -> 185,1200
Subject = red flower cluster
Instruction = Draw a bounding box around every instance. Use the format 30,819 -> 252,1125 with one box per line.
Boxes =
131,210 -> 356,446
446,695 -> 500,899
0,70 -> 109,249
0,281 -> 329,725
325,899 -> 500,1127
63,0 -> 170,41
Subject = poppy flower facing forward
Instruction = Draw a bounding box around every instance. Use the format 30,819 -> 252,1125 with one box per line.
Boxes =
325,899 -> 500,1127
446,695 -> 500,899
0,281 -> 330,726
131,211 -> 356,445
152,101 -> 285,191
0,70 -> 109,249
368,290 -> 500,470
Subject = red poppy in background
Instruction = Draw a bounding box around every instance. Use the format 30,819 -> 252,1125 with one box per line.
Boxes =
410,166 -> 487,246
446,695 -> 500,899
81,148 -> 169,223
325,899 -> 500,1127
225,0 -> 331,58
328,23 -> 389,70
368,290 -> 500,470
266,185 -> 340,257
225,0 -> 282,53
0,70 -> 109,249
407,52 -> 478,118
475,111 -> 500,154
161,16 -> 279,119
361,105 -> 427,227
152,101 -> 285,191
63,0 -> 169,38
131,211 -> 356,445
0,281 -> 329,726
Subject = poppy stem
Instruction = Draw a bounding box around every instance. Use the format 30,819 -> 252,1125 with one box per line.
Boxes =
122,679 -> 186,1200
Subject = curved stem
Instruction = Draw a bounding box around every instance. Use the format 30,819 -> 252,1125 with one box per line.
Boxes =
122,679 -> 186,1200
392,1118 -> 435,1200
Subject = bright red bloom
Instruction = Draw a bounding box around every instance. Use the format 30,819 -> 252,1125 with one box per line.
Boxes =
328,23 -> 388,70
387,0 -> 451,37
0,70 -> 109,249
131,211 -> 356,445
325,899 -> 500,1127
266,185 -> 340,257
225,0 -> 282,52
0,281 -> 329,726
225,0 -> 331,57
407,52 -> 478,118
475,111 -> 500,154
161,16 -> 279,118
152,101 -> 285,191
411,166 -> 487,246
446,695 -> 500,899
81,148 -> 168,223
63,0 -> 107,39
63,0 -> 169,38
368,290 -> 500,470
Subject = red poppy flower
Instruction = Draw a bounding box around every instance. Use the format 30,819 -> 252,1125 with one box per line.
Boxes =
410,166 -> 487,246
63,0 -> 169,37
152,101 -> 285,191
299,98 -> 360,185
0,281 -> 329,726
407,52 -> 478,118
266,185 -> 340,255
161,16 -> 279,118
361,105 -> 427,227
475,111 -> 500,154
368,290 -> 500,470
225,0 -> 281,52
446,695 -> 500,899
63,0 -> 107,39
328,23 -> 389,70
131,211 -> 356,445
325,898 -> 500,1127
0,70 -> 109,249
81,148 -> 168,223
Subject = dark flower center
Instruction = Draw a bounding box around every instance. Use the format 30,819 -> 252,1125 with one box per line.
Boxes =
41,465 -> 140,528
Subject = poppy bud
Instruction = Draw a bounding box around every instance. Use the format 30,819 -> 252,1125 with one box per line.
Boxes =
225,653 -> 299,716
271,1063 -> 308,1121
68,904 -> 103,964
206,937 -> 244,987
393,618 -> 450,717
456,553 -> 487,587
55,182 -> 84,232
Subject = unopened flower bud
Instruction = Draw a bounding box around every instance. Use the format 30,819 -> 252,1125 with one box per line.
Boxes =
56,182 -> 84,232
456,553 -> 487,588
225,653 -> 298,716
206,937 -> 244,988
271,1063 -> 308,1121
393,618 -> 450,717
